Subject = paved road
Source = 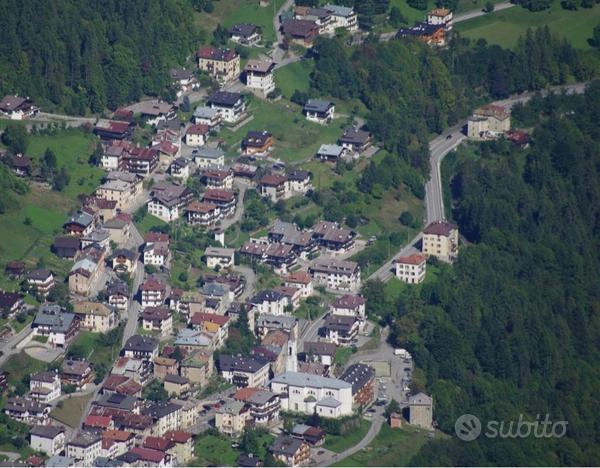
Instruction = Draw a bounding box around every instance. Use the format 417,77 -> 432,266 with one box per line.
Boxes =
221,180 -> 249,231
0,326 -> 33,366
272,0 -> 296,64
0,451 -> 20,462
232,264 -> 257,302
453,1 -> 514,23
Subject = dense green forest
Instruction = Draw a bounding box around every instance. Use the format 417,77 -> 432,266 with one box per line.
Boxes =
364,83 -> 600,465
0,0 -> 203,114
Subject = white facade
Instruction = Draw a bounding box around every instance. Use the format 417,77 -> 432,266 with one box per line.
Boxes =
206,248 -> 235,269
100,154 -> 121,170
253,298 -> 288,316
67,438 -> 102,467
30,430 -> 65,456
270,372 -> 353,418
184,132 -> 207,147
144,246 -> 169,267
148,199 -> 182,223
29,374 -> 61,403
395,254 -> 427,284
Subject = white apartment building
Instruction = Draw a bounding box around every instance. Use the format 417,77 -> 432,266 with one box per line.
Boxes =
395,253 -> 427,284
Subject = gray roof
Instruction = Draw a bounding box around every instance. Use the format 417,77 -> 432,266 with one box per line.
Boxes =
192,147 -> 225,159
33,309 -> 76,333
340,363 -> 375,394
246,389 -> 278,406
205,247 -> 235,257
317,396 -> 342,408
270,372 -> 351,390
65,211 -> 94,228
304,99 -> 333,113
324,4 -> 355,17
123,335 -> 159,353
220,355 -> 269,373
201,281 -> 228,297
193,106 -> 221,119
165,373 -> 189,385
68,431 -> 101,448
175,328 -> 213,347
303,341 -> 336,356
408,392 -> 433,405
256,314 -> 296,330
93,456 -> 125,467
30,425 -> 65,438
95,393 -> 137,411
251,289 -> 287,304
317,144 -> 345,156
141,401 -> 182,419
46,456 -> 74,467
218,400 -> 246,415
270,435 -> 304,456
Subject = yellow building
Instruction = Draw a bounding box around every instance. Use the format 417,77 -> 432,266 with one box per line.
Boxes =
467,104 -> 510,139
215,401 -> 250,437
422,221 -> 459,263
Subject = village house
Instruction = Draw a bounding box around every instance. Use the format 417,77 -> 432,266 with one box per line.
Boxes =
197,46 -> 240,83
309,259 -> 361,292
0,291 -> 24,317
111,249 -> 138,275
242,130 -> 273,155
61,359 -> 94,390
281,19 -> 320,46
294,6 -> 335,33
330,294 -> 366,329
317,139 -> 348,162
467,104 -> 511,139
80,228 -> 110,251
69,257 -> 102,296
338,128 -> 372,154
141,400 -> 183,436
291,424 -> 326,447
193,147 -> 225,169
270,371 -> 353,417
73,302 -> 117,333
273,286 -> 302,311
122,146 -> 159,176
259,174 -> 291,202
141,307 -> 173,337
259,329 -> 292,374
148,183 -> 194,222
234,387 -> 281,426
167,398 -> 200,430
270,435 -> 310,467
67,432 -> 102,467
180,350 -> 213,387
5,260 -> 25,279
107,279 -> 129,312
100,144 -> 127,170
174,328 -> 216,353
244,60 -> 276,95
340,363 -> 375,408
0,95 -> 39,119
230,23 -> 262,45
184,200 -> 220,227
324,4 -> 358,31
30,425 -> 65,456
302,341 -> 336,367
163,430 -> 194,465
204,247 -> 235,269
397,23 -> 446,46
32,306 -> 80,348
143,232 -> 171,267
52,236 -> 80,259
110,357 -> 153,386
207,91 -> 245,123
29,371 -> 61,403
107,170 -> 144,198
123,335 -> 160,361
422,221 -> 459,263
96,180 -> 134,210
5,397 -> 50,425
201,168 -> 234,190
323,315 -> 359,346
164,374 -> 191,398
169,68 -> 199,97
219,355 -> 270,389
138,101 -> 175,127
202,188 -> 237,217
193,106 -> 222,130
215,401 -> 250,437
303,99 -> 335,124
154,357 -> 179,381
250,289 -> 289,316
284,272 -> 314,298
232,162 -> 258,180
268,221 -> 317,259
312,221 -> 356,253
140,276 -> 167,308
64,211 -> 95,237
427,8 -> 453,30
265,243 -> 297,274
101,430 -> 136,459
82,197 -> 117,224
169,158 -> 191,181
8,153 -> 31,177
287,170 -> 312,194
395,253 -> 427,284
184,123 -> 209,147
94,119 -> 133,141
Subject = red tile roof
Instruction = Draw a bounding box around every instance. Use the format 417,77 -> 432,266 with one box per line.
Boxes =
131,446 -> 167,463
234,387 -> 260,401
163,430 -> 193,444
395,253 -> 426,265
190,312 -> 229,327
260,174 -> 287,186
423,221 -> 458,237
187,124 -> 210,135
144,436 -> 174,451
285,271 -> 312,284
84,415 -> 112,428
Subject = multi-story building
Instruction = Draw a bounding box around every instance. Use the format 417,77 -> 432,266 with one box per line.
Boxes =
330,294 -> 366,330
467,104 -> 511,139
395,253 -> 427,284
421,221 -> 459,263
192,147 -> 225,168
201,168 -> 234,190
205,247 -> 235,269
270,435 -> 310,467
185,201 -> 221,227
270,372 -> 353,418
184,124 -> 209,147
242,130 -> 274,155
29,371 -> 61,403
309,259 -> 361,292
250,290 -> 288,316
66,432 -> 102,467
244,60 -> 276,95
123,335 -> 160,361
141,401 -> 182,436
324,4 -> 358,31
340,364 -> 375,408
322,315 -> 359,346
234,387 -> 281,426
107,279 -> 129,312
32,306 -> 80,348
139,277 -> 167,308
141,307 -> 173,337
5,397 -> 51,424
284,272 -> 314,298
27,269 -> 55,298
61,359 -> 94,390
207,91 -> 245,123
196,47 -> 240,83
73,302 -> 117,333
143,233 -> 171,267
30,425 -> 65,456
219,355 -> 270,389
193,107 -> 223,130
202,189 -> 236,217
426,8 -> 453,30
230,23 -> 262,45
148,183 -> 194,222
303,99 -> 335,124
215,401 -> 250,437
408,392 -> 433,429
259,174 -> 290,202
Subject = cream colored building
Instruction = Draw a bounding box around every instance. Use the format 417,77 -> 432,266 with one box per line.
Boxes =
422,221 -> 459,263
205,247 -> 235,269
215,401 -> 250,437
73,301 -> 118,333
467,104 -> 510,139
408,392 -> 433,430
395,253 -> 427,284
96,180 -> 134,210
197,47 -> 240,83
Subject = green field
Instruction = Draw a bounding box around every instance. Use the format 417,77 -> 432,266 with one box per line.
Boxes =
134,209 -> 168,234
334,346 -> 355,367
274,59 -> 315,99
195,0 -> 285,43
456,1 -> 600,49
68,327 -> 124,373
2,351 -> 47,389
323,419 -> 372,453
50,393 -> 94,427
332,424 -> 431,466
220,97 -> 345,163
192,430 -> 274,466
